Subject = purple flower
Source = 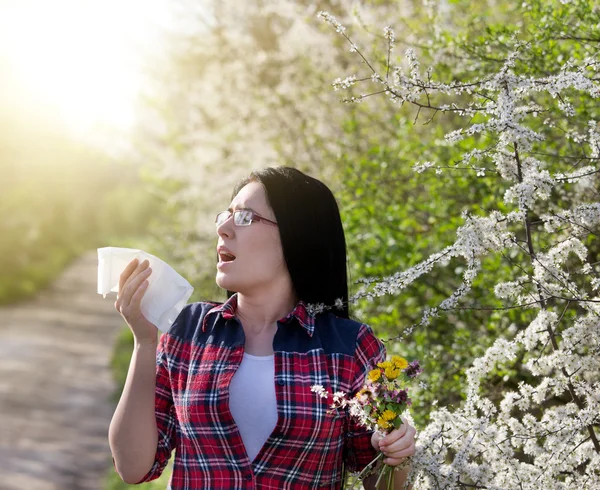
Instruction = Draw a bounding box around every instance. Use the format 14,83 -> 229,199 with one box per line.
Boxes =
394,389 -> 409,404
404,360 -> 423,378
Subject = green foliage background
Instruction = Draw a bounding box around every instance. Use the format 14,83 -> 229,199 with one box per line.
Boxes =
0,107 -> 163,304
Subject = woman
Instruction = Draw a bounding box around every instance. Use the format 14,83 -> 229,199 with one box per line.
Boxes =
109,167 -> 416,489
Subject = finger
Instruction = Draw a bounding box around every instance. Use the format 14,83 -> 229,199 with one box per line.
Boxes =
394,418 -> 408,435
120,259 -> 149,302
380,426 -> 406,448
372,431 -> 384,444
130,278 -> 149,308
371,431 -> 384,451
383,441 -> 416,465
380,425 -> 415,451
384,441 -> 416,464
381,435 -> 412,455
118,258 -> 140,295
122,265 -> 152,307
384,455 -> 409,466
122,258 -> 149,292
395,422 -> 408,438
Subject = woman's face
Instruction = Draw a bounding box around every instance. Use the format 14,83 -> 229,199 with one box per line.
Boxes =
215,181 -> 289,294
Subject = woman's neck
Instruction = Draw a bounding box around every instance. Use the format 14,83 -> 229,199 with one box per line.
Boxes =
236,289 -> 297,336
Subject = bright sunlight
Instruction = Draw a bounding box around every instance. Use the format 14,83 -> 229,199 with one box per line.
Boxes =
0,0 -> 170,139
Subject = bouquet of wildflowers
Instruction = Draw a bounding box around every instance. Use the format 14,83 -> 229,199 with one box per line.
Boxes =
312,355 -> 422,489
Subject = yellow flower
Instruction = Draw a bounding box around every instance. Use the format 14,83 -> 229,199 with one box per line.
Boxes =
357,387 -> 373,398
377,417 -> 391,430
382,409 -> 397,421
384,366 -> 400,380
391,356 -> 409,370
377,360 -> 393,370
368,369 -> 382,382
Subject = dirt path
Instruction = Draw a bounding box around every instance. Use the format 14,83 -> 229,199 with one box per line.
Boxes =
0,251 -> 126,490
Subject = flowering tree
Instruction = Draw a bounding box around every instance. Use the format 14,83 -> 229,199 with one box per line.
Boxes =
319,0 -> 600,487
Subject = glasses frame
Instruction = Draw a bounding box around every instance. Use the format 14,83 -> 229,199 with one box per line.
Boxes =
215,209 -> 278,227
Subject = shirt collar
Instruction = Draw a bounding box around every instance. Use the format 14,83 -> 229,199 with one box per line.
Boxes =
205,293 -> 316,337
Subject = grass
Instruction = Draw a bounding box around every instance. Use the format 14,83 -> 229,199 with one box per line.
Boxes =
104,456 -> 174,490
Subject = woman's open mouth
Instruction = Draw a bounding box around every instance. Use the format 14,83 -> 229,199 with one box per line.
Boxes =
217,250 -> 236,268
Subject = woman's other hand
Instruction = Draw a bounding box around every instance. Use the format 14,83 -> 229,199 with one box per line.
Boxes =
370,418 -> 416,466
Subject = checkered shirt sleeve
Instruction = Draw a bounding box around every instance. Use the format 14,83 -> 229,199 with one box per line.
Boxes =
134,332 -> 179,483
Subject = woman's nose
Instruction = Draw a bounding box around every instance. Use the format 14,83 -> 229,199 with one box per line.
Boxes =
216,216 -> 234,239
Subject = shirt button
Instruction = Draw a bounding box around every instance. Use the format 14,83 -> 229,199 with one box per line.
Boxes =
245,474 -> 252,481
277,379 -> 285,386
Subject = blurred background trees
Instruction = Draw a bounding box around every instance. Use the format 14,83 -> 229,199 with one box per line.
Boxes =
0,62 -> 162,304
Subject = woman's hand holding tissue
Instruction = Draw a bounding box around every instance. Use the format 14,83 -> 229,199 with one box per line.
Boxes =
114,258 -> 159,345
99,247 -> 194,333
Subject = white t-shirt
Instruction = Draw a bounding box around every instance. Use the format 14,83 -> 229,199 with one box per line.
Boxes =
228,352 -> 278,462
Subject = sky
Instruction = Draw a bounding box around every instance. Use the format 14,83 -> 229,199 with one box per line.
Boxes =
0,0 -> 172,141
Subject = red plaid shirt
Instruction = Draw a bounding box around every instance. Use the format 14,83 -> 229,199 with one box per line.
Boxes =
129,293 -> 386,489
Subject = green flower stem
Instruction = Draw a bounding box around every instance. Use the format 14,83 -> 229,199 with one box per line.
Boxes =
375,463 -> 391,489
347,451 -> 385,489
387,465 -> 394,490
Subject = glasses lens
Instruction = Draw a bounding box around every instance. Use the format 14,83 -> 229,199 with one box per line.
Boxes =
216,211 -> 230,226
234,210 -> 253,226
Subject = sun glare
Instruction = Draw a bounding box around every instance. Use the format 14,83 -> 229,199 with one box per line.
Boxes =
0,0 -> 170,139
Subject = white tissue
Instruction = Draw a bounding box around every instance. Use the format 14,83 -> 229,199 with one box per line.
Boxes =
97,247 -> 194,333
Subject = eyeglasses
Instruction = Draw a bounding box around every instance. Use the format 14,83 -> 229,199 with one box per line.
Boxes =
215,209 -> 278,227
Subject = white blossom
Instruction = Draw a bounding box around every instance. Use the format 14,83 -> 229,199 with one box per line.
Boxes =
332,75 -> 357,91
413,161 -> 436,173
383,25 -> 395,46
310,384 -> 327,398
317,11 -> 346,34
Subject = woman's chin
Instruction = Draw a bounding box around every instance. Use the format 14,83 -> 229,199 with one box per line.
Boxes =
216,272 -> 236,291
